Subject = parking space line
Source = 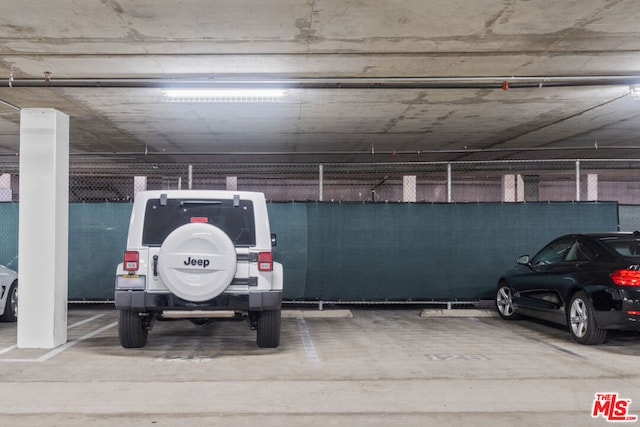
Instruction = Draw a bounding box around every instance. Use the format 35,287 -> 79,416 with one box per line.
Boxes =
0,315 -> 117,363
36,321 -> 117,362
296,317 -> 320,363
67,314 -> 105,329
0,344 -> 16,355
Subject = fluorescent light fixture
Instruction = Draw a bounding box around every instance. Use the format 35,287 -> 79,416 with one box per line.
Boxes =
630,85 -> 640,100
161,88 -> 288,103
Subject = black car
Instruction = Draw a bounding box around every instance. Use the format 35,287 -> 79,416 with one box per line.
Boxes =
496,232 -> 640,345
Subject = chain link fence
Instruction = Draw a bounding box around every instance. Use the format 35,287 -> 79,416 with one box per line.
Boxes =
0,159 -> 639,204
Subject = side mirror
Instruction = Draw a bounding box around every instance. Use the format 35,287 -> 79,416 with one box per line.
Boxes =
271,233 -> 277,247
516,255 -> 530,265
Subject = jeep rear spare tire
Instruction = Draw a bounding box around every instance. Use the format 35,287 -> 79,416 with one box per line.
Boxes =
158,223 -> 237,302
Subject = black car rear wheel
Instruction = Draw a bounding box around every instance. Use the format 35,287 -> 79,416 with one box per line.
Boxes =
568,291 -> 607,345
496,284 -> 521,320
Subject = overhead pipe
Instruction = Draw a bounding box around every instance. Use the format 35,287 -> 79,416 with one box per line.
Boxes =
13,144 -> 636,158
1,145 -> 639,159
1,75 -> 640,90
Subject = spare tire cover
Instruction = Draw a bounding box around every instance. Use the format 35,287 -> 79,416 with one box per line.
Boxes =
158,223 -> 237,302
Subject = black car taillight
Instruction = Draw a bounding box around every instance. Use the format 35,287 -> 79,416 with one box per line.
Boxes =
124,251 -> 139,271
610,269 -> 640,286
258,252 -> 273,272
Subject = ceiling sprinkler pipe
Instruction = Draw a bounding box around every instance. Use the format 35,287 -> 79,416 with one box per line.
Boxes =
0,75 -> 639,90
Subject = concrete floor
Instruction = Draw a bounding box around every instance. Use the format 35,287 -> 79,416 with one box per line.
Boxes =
1,306 -> 639,426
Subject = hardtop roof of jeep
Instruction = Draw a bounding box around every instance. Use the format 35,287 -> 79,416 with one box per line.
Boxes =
127,190 -> 272,249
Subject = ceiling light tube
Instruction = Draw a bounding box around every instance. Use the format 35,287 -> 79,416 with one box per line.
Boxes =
161,88 -> 287,103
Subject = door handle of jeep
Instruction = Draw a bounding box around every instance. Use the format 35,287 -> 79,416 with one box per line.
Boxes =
153,255 -> 158,277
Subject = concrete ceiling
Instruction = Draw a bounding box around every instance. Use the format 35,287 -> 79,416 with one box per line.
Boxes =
0,0 -> 640,164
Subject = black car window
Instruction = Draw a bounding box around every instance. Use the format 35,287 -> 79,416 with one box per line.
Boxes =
598,237 -> 640,257
531,237 -> 574,266
564,240 -> 595,262
142,198 -> 256,247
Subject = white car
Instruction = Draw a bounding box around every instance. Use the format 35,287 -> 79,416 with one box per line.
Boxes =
115,190 -> 283,349
0,264 -> 18,322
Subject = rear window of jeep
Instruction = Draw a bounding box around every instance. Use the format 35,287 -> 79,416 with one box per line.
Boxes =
142,198 -> 256,246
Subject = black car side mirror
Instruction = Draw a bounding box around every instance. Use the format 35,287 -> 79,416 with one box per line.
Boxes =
516,255 -> 530,265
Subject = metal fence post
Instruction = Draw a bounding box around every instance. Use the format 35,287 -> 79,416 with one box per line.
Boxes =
575,160 -> 580,201
319,164 -> 324,202
447,162 -> 452,203
188,163 -> 193,190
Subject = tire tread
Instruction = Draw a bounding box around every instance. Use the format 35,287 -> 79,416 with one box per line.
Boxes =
256,309 -> 281,348
569,291 -> 607,345
118,310 -> 149,348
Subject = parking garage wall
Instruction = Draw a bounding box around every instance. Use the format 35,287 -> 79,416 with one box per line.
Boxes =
0,200 -> 619,301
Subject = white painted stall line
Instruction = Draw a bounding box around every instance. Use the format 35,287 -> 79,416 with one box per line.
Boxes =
296,317 -> 320,363
67,313 -> 105,329
37,321 -> 117,362
0,314 -> 116,363
0,344 -> 17,355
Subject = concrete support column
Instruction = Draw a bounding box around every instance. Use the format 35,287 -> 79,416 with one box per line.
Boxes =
0,173 -> 12,201
134,176 -> 147,195
587,174 -> 598,201
226,176 -> 238,191
17,109 -> 69,349
403,175 -> 416,202
517,175 -> 525,201
503,174 -> 525,202
503,175 -> 516,202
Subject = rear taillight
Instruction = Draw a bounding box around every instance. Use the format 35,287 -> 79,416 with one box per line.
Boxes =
610,269 -> 640,286
124,251 -> 139,271
258,252 -> 273,272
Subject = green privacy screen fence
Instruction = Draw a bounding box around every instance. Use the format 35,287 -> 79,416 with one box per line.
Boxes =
0,201 -> 619,301
270,202 -> 619,301
0,203 -> 131,300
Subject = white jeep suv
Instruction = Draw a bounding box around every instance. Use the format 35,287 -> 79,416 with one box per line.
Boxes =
115,190 -> 283,349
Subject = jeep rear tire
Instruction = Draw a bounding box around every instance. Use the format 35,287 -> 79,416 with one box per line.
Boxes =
256,309 -> 281,348
118,310 -> 148,349
158,223 -> 237,302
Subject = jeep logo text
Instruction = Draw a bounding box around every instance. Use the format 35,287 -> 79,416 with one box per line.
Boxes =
183,257 -> 210,268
